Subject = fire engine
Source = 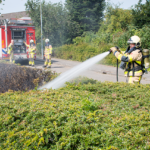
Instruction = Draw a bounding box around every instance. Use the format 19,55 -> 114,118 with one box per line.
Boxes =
0,17 -> 36,63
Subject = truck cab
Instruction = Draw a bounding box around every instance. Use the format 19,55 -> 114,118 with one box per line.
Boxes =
0,17 -> 36,63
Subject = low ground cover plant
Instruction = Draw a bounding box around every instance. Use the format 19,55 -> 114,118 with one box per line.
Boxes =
0,79 -> 150,149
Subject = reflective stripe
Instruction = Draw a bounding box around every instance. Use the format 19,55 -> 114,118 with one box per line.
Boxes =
128,77 -> 132,83
135,61 -> 141,65
128,55 -> 132,62
117,54 -> 122,60
44,61 -> 48,65
139,76 -> 142,82
124,70 -> 142,75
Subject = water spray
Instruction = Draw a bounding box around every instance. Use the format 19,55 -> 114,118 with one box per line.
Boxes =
39,52 -> 110,90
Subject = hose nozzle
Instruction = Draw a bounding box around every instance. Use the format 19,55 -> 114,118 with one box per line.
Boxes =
108,50 -> 112,54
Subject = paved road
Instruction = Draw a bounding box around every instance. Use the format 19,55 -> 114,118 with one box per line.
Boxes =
33,57 -> 150,84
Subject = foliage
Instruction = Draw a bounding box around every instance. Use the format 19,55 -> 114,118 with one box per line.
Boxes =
0,81 -> 150,149
132,0 -> 150,28
54,42 -> 111,64
65,0 -> 105,43
25,0 -> 68,48
0,0 -> 5,14
113,25 -> 150,49
53,39 -> 126,66
54,2 -> 150,65
100,4 -> 133,33
0,62 -> 56,93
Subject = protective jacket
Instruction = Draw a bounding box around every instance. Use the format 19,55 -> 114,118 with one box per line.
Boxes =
25,43 -> 36,54
45,43 -> 52,55
114,47 -> 143,77
8,43 -> 14,54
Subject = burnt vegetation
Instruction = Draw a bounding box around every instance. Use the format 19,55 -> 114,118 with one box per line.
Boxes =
0,63 -> 55,93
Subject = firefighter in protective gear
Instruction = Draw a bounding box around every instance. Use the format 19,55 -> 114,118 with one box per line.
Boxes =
24,40 -> 36,66
110,35 -> 143,84
8,40 -> 15,63
43,39 -> 52,68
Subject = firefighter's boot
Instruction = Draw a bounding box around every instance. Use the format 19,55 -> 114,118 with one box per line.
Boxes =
32,61 -> 35,67
47,62 -> 51,68
29,61 -> 32,66
43,61 -> 48,68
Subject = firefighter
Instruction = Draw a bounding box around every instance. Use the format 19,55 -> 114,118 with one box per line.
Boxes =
24,40 -> 36,67
110,35 -> 143,84
43,39 -> 52,68
8,40 -> 15,63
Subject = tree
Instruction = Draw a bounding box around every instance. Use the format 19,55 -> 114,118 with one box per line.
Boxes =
101,4 -> 133,33
132,0 -> 150,28
0,0 -> 5,14
65,0 -> 105,42
94,4 -> 133,45
25,0 -> 68,49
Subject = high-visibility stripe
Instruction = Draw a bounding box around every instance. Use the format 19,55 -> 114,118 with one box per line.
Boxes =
128,77 -> 132,83
128,55 -> 132,62
135,61 -> 141,65
124,70 -> 142,75
117,54 -> 122,60
139,76 -> 142,82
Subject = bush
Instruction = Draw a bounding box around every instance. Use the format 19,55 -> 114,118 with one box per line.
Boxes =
0,81 -> 150,149
0,62 -> 56,93
54,43 -> 120,65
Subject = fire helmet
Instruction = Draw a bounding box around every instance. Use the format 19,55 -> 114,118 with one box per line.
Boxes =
127,35 -> 141,48
45,39 -> 49,43
30,39 -> 34,43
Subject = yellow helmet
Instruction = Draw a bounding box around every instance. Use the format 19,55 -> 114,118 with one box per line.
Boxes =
127,35 -> 141,48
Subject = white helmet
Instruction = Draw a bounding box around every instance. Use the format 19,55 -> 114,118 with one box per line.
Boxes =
127,35 -> 141,48
30,39 -> 34,43
45,39 -> 49,43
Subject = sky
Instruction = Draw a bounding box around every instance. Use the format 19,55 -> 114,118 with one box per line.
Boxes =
0,0 -> 147,14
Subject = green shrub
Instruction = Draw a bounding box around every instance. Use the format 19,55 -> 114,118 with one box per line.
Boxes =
0,81 -> 150,149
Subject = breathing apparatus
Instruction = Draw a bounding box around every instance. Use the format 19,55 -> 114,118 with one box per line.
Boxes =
142,49 -> 150,73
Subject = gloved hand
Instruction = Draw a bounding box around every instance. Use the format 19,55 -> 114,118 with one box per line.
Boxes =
110,47 -> 117,54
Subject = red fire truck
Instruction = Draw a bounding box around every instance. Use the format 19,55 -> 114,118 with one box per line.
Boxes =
0,17 -> 36,63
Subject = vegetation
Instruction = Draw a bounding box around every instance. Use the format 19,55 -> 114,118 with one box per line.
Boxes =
25,0 -> 68,49
0,62 -> 56,93
132,0 -> 150,28
65,0 -> 105,43
25,0 -> 150,63
25,0 -> 106,52
0,79 -> 150,149
53,2 -> 150,66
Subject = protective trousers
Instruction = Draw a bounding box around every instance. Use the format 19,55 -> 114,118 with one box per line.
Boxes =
44,54 -> 51,67
128,76 -> 142,84
29,53 -> 35,66
10,52 -> 15,64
